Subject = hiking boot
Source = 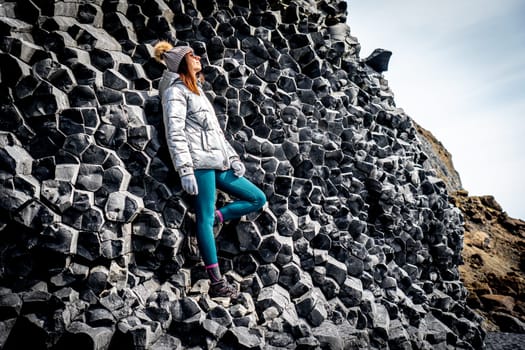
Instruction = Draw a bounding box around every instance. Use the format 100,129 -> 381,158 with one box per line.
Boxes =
209,278 -> 239,299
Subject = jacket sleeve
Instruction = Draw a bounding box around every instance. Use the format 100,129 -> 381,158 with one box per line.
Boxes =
225,138 -> 239,162
163,86 -> 194,176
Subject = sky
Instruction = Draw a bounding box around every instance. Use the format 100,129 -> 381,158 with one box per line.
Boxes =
347,1 -> 525,220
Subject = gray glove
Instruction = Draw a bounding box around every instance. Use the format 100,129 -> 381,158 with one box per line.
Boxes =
181,174 -> 198,195
231,160 -> 245,177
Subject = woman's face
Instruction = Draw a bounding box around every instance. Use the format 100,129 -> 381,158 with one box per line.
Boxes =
185,52 -> 201,74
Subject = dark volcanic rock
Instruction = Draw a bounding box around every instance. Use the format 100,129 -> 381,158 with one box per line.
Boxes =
417,123 -> 525,334
364,48 -> 393,73
0,0 -> 484,348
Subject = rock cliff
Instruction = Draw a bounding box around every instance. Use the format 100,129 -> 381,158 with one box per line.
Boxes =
415,124 -> 525,333
0,0 -> 483,349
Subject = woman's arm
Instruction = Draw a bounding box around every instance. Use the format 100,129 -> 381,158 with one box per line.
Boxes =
225,139 -> 239,163
163,86 -> 194,176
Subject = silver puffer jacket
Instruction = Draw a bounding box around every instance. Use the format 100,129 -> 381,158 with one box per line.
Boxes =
159,71 -> 239,177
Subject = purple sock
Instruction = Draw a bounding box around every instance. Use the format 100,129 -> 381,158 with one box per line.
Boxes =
206,263 -> 222,282
215,210 -> 224,224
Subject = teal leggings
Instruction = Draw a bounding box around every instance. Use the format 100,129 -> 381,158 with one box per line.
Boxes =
193,169 -> 266,266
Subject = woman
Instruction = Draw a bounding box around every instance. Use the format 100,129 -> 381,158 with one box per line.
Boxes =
154,41 -> 267,298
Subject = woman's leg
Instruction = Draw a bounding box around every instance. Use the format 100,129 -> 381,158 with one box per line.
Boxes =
215,169 -> 266,221
193,169 -> 219,268
193,169 -> 241,298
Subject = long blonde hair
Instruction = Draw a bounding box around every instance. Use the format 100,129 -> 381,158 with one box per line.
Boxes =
154,40 -> 200,95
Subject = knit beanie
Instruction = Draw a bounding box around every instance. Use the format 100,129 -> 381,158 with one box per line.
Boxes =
163,46 -> 193,73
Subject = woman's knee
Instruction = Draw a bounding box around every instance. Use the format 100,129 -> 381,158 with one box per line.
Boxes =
252,188 -> 267,210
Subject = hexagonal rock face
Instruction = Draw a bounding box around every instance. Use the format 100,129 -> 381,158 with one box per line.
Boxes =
40,179 -> 74,212
102,166 -> 131,192
132,209 -> 164,240
0,0 -> 483,349
0,144 -> 33,175
105,191 -> 144,222
75,163 -> 104,191
39,222 -> 79,255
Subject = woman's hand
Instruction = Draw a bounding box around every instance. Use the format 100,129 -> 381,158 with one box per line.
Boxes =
181,174 -> 198,195
231,160 -> 246,177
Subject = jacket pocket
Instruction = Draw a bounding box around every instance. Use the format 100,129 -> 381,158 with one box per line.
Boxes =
201,130 -> 210,151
